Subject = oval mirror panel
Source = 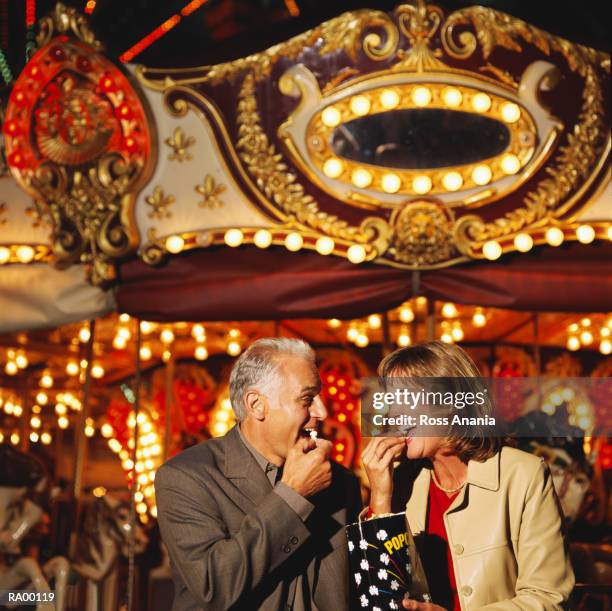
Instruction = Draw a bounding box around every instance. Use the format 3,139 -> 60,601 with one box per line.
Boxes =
330,108 -> 511,169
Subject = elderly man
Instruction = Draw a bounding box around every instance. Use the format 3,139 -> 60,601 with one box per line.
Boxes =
155,338 -> 361,610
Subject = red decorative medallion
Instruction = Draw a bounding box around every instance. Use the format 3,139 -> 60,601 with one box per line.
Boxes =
3,37 -> 152,189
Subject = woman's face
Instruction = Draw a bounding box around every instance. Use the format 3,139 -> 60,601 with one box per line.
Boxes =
386,370 -> 446,460
404,433 -> 444,459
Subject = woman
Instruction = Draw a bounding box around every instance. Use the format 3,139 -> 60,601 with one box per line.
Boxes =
362,341 -> 574,610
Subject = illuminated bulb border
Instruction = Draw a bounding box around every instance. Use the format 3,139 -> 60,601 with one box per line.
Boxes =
150,222 -> 608,267
309,82 -> 538,197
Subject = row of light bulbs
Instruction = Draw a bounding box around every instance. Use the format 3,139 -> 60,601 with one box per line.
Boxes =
0,389 -> 89,447
566,317 -> 612,355
103,413 -> 161,520
111,318 -> 241,362
319,87 -> 523,193
331,302 -> 485,348
164,224 -> 609,267
322,155 -> 521,193
0,245 -> 37,264
321,88 -> 520,124
0,430 -> 53,445
3,360 -> 105,381
210,397 -> 236,437
164,230 -> 369,264
480,224 -> 610,261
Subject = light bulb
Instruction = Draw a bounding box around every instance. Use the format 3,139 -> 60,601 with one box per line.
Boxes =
347,244 -> 366,264
442,87 -> 462,107
514,233 -> 533,252
321,106 -> 341,127
350,96 -> 370,116
253,229 -> 272,248
224,229 -> 243,247
501,102 -> 521,123
284,232 -> 303,252
482,240 -> 502,260
323,158 -> 343,178
380,89 -> 399,109
545,227 -> 564,246
472,93 -> 491,112
315,236 -> 335,255
411,86 -> 431,107
165,235 -> 184,254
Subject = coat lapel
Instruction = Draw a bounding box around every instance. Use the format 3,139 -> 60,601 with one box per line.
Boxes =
447,451 -> 501,515
222,426 -> 273,507
405,466 -> 430,534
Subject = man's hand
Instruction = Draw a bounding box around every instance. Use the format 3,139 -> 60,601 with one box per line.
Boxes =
281,437 -> 333,497
402,598 -> 446,610
361,437 -> 405,514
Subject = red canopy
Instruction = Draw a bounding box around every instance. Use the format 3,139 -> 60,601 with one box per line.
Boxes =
116,242 -> 612,320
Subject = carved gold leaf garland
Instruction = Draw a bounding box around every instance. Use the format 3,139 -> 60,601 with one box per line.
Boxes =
442,6 -> 609,245
236,73 -> 368,245
36,2 -> 102,49
31,154 -> 140,284
177,9 -> 396,86
25,199 -> 53,229
136,2 -> 609,268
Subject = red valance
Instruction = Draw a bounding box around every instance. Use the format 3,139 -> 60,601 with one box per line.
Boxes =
116,242 -> 612,321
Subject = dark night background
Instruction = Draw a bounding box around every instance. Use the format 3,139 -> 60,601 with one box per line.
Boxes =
0,0 -> 609,83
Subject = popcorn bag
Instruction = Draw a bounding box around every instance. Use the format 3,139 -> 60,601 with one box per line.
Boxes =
346,513 -> 430,610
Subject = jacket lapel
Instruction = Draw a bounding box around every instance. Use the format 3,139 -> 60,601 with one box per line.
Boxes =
406,466 -> 430,534
466,451 -> 501,491
447,451 -> 501,515
222,426 -> 273,507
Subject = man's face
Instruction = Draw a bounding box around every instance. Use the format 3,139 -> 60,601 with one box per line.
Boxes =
259,356 -> 326,462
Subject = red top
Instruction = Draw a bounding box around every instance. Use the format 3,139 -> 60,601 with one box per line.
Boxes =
425,479 -> 461,611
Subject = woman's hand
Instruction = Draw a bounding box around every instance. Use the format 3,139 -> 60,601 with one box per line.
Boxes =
402,598 -> 446,610
361,437 -> 405,514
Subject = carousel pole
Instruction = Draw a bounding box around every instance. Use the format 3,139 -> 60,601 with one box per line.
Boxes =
426,299 -> 436,341
533,313 -> 541,374
19,377 -> 30,452
382,312 -> 392,356
73,319 -> 95,512
127,321 -> 142,611
163,353 -> 175,461
412,271 -> 422,344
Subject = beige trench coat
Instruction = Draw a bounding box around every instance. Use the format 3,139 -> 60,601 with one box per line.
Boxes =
397,446 -> 575,610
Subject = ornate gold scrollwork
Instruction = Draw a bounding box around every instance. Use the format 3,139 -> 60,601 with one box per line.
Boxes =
141,227 -> 165,266
145,186 -> 175,220
440,6 -> 609,249
31,154 -> 141,282
195,175 -> 226,209
3,8 -> 156,284
389,202 -> 456,265
393,1 -> 448,71
26,199 -> 53,229
36,3 -> 102,49
135,1 -> 608,269
165,127 -> 196,162
237,73 -> 376,247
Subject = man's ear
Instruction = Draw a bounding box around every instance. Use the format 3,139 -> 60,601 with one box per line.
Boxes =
244,389 -> 266,420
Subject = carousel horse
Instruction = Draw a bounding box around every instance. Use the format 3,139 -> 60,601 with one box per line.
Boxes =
72,493 -> 148,611
0,446 -> 69,611
511,412 -> 592,523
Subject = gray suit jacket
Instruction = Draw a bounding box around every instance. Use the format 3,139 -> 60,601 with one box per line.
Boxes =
155,426 -> 361,610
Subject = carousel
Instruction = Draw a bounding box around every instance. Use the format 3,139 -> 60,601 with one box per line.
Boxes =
0,1 -> 610,609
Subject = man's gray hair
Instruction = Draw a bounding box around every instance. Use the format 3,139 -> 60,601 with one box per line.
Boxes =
229,337 -> 315,421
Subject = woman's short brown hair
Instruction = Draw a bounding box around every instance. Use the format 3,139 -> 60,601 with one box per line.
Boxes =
378,340 -> 502,462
